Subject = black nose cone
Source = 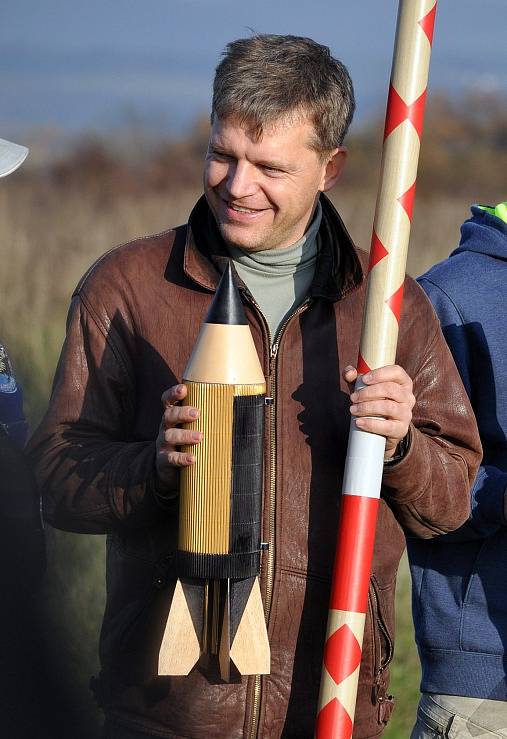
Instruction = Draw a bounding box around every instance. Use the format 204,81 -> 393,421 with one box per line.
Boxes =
205,262 -> 248,325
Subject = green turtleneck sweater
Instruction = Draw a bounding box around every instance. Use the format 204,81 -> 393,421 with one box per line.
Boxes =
227,201 -> 322,343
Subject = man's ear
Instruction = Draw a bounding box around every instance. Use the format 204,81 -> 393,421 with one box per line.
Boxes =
320,148 -> 347,192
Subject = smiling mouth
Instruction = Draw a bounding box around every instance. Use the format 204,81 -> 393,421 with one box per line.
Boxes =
224,199 -> 266,215
230,204 -> 259,213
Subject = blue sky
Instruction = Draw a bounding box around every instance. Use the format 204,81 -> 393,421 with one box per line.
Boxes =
2,0 -> 506,135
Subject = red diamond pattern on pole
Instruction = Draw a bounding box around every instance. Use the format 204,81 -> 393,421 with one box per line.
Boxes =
384,86 -> 427,141
357,354 -> 371,375
398,181 -> 417,220
315,698 -> 353,739
324,625 -> 362,685
418,4 -> 437,44
368,233 -> 389,271
385,283 -> 405,324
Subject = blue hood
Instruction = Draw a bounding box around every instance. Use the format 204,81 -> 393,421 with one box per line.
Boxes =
450,204 -> 507,261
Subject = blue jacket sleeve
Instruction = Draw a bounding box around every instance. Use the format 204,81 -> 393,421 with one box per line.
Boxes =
417,277 -> 506,541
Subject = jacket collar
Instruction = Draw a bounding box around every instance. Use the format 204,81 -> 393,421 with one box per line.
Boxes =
183,193 -> 364,301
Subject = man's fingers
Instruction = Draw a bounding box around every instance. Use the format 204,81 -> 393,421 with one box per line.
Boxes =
163,403 -> 200,427
350,398 -> 407,421
351,381 -> 415,407
160,385 -> 200,427
342,365 -> 413,393
362,365 -> 413,390
354,417 -> 405,437
158,449 -> 196,468
166,450 -> 197,467
156,384 -> 201,483
343,365 -> 358,384
164,428 -> 203,446
347,365 -> 414,451
161,383 -> 187,408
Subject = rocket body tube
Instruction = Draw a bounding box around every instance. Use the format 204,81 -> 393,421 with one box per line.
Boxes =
158,263 -> 270,680
316,1 -> 437,736
179,381 -> 265,577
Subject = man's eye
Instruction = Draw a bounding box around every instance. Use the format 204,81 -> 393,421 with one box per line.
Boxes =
262,165 -> 283,175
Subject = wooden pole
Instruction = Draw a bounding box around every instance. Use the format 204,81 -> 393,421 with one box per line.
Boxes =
315,2 -> 437,736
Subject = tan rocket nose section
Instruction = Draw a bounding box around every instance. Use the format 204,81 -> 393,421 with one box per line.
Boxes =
183,323 -> 265,385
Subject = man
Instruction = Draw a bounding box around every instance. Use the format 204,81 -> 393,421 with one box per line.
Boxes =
28,35 -> 480,739
409,201 -> 507,738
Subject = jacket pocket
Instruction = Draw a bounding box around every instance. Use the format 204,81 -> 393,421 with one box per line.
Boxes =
99,533 -> 177,677
461,532 -> 507,653
414,537 -> 483,652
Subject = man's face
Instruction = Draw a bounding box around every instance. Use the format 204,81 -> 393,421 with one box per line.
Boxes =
204,116 -> 344,252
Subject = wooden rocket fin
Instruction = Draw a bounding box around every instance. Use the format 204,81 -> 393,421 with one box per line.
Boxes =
158,578 -> 201,675
230,577 -> 270,675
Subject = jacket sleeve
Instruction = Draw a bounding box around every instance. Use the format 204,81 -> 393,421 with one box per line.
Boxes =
379,278 -> 482,538
27,293 -> 176,535
416,277 -> 507,542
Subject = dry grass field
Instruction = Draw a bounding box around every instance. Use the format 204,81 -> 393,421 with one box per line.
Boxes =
1,95 -> 505,737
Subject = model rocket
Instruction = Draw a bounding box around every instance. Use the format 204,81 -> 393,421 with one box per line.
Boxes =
316,2 -> 437,737
158,262 -> 270,682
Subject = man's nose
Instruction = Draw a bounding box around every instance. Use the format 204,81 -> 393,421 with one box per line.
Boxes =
226,160 -> 256,199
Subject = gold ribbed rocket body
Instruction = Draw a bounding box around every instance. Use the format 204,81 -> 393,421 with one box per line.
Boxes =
179,319 -> 266,556
179,381 -> 265,554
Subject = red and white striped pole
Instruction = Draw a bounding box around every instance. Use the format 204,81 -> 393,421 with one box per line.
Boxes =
315,2 -> 437,737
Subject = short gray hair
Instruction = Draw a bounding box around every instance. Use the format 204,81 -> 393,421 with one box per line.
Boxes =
211,34 -> 355,151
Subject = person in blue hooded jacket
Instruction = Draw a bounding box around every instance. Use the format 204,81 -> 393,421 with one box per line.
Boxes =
409,201 -> 507,738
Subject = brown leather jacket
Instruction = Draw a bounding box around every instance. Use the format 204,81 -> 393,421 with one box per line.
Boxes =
28,195 -> 481,738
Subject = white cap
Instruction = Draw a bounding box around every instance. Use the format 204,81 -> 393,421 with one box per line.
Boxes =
0,138 -> 29,177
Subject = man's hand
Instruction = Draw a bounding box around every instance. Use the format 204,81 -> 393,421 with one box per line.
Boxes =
343,364 -> 415,461
155,384 -> 202,491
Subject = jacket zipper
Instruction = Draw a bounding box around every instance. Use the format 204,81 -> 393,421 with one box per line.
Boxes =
247,299 -> 310,739
369,581 -> 394,688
